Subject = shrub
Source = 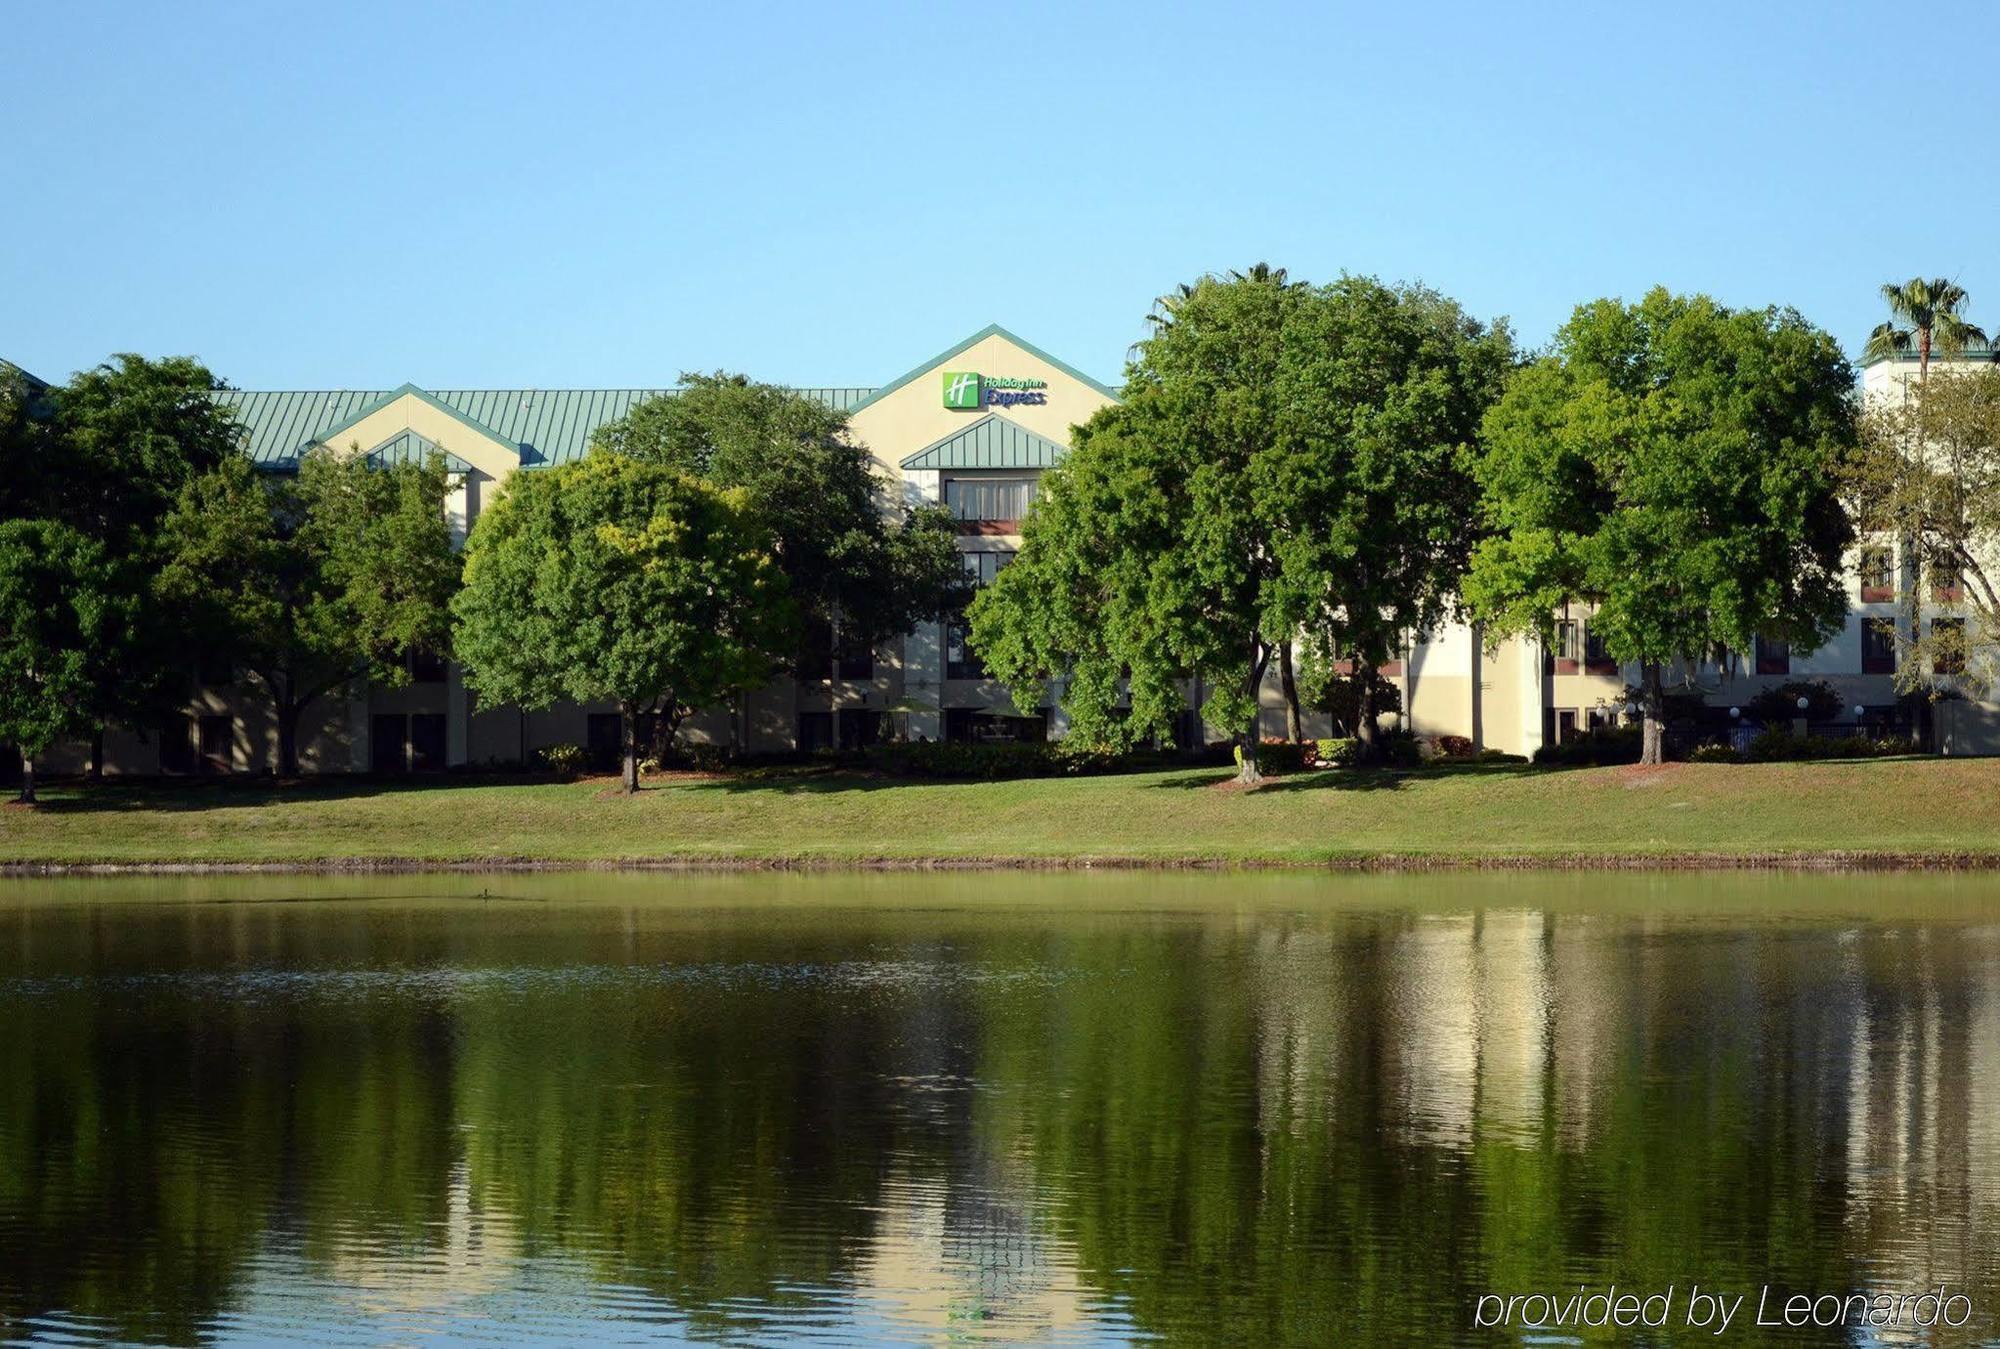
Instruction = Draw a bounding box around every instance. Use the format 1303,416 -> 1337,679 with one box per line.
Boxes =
1382,729 -> 1427,767
865,740 -> 1116,780
1747,679 -> 1843,725
1434,734 -> 1476,759
1532,725 -> 1642,767
1316,737 -> 1360,767
1746,730 -> 1907,762
1256,739 -> 1314,773
670,742 -> 732,772
1685,743 -> 1743,764
1474,748 -> 1528,764
537,742 -> 586,779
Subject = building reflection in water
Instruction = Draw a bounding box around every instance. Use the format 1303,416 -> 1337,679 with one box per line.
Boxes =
1,873 -> 1999,1344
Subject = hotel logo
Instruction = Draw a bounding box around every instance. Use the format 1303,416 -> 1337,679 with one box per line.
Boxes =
942,371 -> 983,409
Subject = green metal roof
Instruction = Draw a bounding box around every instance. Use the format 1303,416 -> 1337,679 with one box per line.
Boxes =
900,412 -> 1069,470
0,358 -> 48,392
217,385 -> 874,470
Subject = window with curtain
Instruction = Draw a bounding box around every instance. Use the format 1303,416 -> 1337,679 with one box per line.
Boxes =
944,475 -> 1038,522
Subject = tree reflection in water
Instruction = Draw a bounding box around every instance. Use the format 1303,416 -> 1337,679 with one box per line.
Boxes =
0,871 -> 1997,1345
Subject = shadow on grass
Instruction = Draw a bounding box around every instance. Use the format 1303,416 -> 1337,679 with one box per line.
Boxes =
15,776 -> 539,816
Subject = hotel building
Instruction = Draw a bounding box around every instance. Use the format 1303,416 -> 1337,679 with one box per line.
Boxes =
13,325 -> 2000,778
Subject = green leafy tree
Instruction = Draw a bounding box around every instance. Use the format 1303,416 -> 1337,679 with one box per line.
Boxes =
452,451 -> 792,792
1849,365 -> 2000,694
591,373 -> 965,666
0,520 -> 131,802
158,450 -> 460,776
972,273 -> 1298,782
48,354 -> 242,543
973,273 -> 1508,777
3,356 -> 243,769
1266,278 -> 1514,757
1464,289 -> 1856,764
1864,277 -> 1987,381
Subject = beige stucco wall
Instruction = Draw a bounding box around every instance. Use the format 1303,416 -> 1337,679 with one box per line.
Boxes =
319,393 -> 522,483
847,332 -> 1116,493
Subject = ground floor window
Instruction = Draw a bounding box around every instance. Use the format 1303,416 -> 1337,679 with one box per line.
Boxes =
372,713 -> 450,773
410,713 -> 447,772
159,719 -> 196,774
1754,634 -> 1790,676
1543,707 -> 1578,745
198,715 -> 233,774
797,711 -> 834,753
837,708 -> 883,750
371,715 -> 406,774
586,713 -> 624,772
944,707 -> 1047,743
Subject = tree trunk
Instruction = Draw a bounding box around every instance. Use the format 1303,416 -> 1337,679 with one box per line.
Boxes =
1919,326 -> 1932,382
1639,661 -> 1666,766
88,729 -> 105,782
276,702 -> 301,778
1279,641 -> 1303,743
1354,667 -> 1380,763
620,701 -> 640,794
17,751 -> 34,806
1237,642 -> 1269,785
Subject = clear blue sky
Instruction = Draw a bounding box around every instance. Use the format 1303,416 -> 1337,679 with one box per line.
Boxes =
5,2 -> 1994,391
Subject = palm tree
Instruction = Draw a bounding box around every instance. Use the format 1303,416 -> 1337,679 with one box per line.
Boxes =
1865,277 -> 1986,381
1145,279 -> 1202,332
1227,261 -> 1294,287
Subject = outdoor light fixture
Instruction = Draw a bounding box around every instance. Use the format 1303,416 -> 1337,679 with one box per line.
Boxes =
1796,696 -> 1810,711
1729,706 -> 1741,719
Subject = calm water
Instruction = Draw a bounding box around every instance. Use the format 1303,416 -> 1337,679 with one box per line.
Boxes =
2,872 -> 2000,1345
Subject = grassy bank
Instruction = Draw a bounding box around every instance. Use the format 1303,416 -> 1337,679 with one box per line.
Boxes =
1,756 -> 1996,869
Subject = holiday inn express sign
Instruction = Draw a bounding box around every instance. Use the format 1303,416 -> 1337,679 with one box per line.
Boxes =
942,370 -> 1048,409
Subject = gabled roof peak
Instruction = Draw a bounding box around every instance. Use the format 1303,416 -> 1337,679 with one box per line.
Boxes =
849,324 -> 1117,414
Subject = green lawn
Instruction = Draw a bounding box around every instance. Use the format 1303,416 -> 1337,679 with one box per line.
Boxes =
2,756 -> 1996,867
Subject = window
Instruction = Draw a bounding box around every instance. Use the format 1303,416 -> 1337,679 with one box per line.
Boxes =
1858,546 -> 1894,602
792,613 -> 835,682
198,715 -> 233,774
1755,634 -> 1790,676
796,711 -> 834,752
837,708 -> 883,750
960,550 -> 1015,587
944,552 -> 1015,680
835,632 -> 874,682
158,718 -> 196,775
944,475 -> 1039,523
1583,626 -> 1616,675
371,714 -> 408,774
410,713 -> 447,771
945,618 -> 986,680
586,713 -> 624,772
1933,617 -> 1966,675
1545,708 -> 1577,744
409,646 -> 448,683
1547,620 -> 1581,674
1932,559 -> 1965,603
1861,618 -> 1897,675
945,707 -> 1048,743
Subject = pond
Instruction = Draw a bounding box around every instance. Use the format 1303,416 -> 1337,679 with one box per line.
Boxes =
1,871 -> 1998,1345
